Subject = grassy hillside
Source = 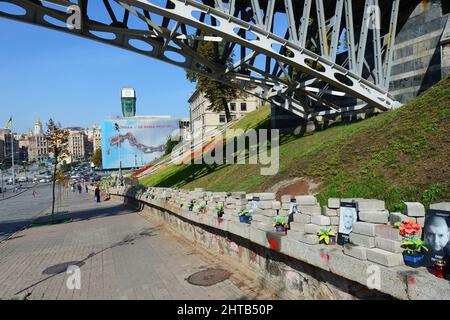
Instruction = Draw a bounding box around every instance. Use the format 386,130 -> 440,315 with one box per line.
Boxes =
140,77 -> 450,211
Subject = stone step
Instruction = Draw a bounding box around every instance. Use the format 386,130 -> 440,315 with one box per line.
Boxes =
349,233 -> 375,248
327,198 -> 341,209
352,221 -> 378,237
375,237 -> 403,253
304,224 -> 321,235
366,248 -> 404,267
298,205 -> 321,216
311,215 -> 331,226
404,202 -> 425,217
295,195 -> 317,206
344,244 -> 368,260
358,210 -> 389,224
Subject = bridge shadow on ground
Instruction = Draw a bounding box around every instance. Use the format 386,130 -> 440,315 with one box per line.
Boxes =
0,203 -> 139,241
30,202 -> 140,226
11,225 -> 161,298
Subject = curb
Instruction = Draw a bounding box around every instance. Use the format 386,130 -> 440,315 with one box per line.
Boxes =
0,187 -> 31,201
0,182 -> 48,202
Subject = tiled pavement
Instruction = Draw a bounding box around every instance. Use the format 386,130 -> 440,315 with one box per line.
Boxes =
0,192 -> 270,300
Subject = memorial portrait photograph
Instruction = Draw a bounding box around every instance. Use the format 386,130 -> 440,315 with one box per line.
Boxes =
337,202 -> 358,245
339,203 -> 358,235
422,209 -> 450,270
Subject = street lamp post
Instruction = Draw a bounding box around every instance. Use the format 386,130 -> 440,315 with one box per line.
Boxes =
11,133 -> 15,191
114,123 -> 122,184
0,162 -> 4,198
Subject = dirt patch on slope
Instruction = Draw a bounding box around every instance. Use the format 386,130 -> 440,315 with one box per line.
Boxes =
268,177 -> 322,201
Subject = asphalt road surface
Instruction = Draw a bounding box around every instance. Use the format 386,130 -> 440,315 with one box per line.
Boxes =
0,183 -> 55,242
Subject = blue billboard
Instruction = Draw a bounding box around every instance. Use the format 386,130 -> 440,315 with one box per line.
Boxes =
101,117 -> 178,170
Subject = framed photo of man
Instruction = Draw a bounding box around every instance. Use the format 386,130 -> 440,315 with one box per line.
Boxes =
288,198 -> 298,225
422,209 -> 450,275
338,202 -> 358,245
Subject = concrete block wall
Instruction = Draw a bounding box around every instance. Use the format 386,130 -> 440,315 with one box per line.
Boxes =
107,185 -> 450,300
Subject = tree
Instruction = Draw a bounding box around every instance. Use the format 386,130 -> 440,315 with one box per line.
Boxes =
46,119 -> 69,223
164,135 -> 179,156
186,39 -> 241,122
92,148 -> 102,168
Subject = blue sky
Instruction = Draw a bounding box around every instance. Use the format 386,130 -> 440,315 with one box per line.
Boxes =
0,17 -> 195,134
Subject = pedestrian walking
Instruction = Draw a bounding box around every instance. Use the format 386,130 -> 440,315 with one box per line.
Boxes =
95,185 -> 101,203
85,185 -> 89,193
77,184 -> 82,194
32,190 -> 37,198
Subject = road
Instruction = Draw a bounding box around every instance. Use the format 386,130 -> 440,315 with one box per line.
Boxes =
0,183 -> 56,242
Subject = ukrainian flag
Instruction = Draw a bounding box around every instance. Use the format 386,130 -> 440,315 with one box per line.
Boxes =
6,117 -> 12,127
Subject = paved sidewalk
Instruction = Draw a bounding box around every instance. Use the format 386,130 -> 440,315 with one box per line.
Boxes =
0,192 -> 267,300
0,183 -> 63,243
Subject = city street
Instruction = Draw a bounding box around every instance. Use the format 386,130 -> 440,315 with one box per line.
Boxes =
0,183 -> 56,242
0,191 -> 268,300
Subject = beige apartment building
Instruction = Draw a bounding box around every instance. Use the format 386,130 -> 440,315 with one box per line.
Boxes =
28,134 -> 49,163
188,90 -> 262,138
67,128 -> 92,161
28,120 -> 49,164
0,128 -> 19,162
92,125 -> 102,152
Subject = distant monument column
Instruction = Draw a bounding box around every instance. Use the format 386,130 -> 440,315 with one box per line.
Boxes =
121,87 -> 136,117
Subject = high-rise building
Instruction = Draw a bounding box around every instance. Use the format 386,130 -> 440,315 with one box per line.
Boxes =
26,119 -> 49,164
92,125 -> 102,152
17,134 -> 29,162
121,87 -> 137,117
67,128 -> 92,161
0,129 -> 19,163
0,139 -> 4,161
28,126 -> 49,164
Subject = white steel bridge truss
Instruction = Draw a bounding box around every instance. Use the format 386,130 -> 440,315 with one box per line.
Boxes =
0,0 -> 407,120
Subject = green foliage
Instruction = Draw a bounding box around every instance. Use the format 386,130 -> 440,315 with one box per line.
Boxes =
187,198 -> 196,209
239,210 -> 249,217
186,38 -> 240,122
401,238 -> 428,255
46,119 -> 70,220
274,215 -> 285,226
421,183 -> 447,207
60,162 -> 72,173
92,148 -> 102,168
317,227 -> 336,245
164,136 -> 179,156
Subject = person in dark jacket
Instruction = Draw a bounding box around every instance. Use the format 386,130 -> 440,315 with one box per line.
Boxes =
95,185 -> 101,203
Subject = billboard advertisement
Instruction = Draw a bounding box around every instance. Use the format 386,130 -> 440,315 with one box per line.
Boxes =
101,117 -> 177,170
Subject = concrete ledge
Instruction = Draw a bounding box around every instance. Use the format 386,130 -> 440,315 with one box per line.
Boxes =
109,190 -> 450,300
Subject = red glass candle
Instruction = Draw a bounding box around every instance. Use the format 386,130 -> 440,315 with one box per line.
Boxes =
434,260 -> 446,278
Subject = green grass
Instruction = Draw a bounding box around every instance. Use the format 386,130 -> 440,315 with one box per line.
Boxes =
140,78 -> 450,210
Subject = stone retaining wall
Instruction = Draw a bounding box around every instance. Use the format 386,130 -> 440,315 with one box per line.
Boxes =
107,185 -> 450,300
